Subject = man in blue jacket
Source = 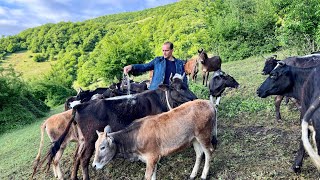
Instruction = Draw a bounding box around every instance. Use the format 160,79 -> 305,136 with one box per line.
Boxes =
123,41 -> 188,90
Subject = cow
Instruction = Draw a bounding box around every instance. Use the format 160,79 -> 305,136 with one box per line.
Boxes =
209,69 -> 239,106
257,62 -> 320,173
92,99 -> 216,180
42,74 -> 197,180
184,57 -> 199,82
64,96 -> 77,111
198,49 -> 222,87
32,110 -> 80,179
64,88 -> 116,111
261,54 -> 320,121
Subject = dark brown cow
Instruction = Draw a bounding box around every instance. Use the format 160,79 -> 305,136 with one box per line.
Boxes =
198,49 -> 222,87
42,74 -> 197,180
184,57 -> 199,82
261,54 -> 320,121
93,99 -> 216,180
257,62 -> 320,173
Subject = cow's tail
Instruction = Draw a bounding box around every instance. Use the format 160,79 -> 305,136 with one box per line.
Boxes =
301,96 -> 320,170
40,109 -> 77,172
31,120 -> 47,178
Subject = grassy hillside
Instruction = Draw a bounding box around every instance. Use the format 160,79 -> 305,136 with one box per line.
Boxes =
0,50 -> 56,80
1,53 -> 319,179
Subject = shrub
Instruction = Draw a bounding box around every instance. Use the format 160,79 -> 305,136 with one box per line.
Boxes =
0,67 -> 49,134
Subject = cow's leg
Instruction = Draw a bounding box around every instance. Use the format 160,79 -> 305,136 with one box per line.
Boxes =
80,142 -> 95,180
200,143 -> 213,179
53,145 -> 65,180
190,140 -> 204,179
71,126 -> 85,180
274,95 -> 284,121
202,71 -> 206,86
145,156 -> 159,180
292,132 -> 310,173
285,96 -> 290,105
151,163 -> 158,180
205,72 -> 209,87
71,143 -> 83,180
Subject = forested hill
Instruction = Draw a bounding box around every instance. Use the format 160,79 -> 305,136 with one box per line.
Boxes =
0,0 -> 209,87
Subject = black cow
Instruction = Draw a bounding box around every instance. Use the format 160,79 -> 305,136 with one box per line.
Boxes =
43,74 -> 197,180
261,54 -> 320,120
209,69 -> 239,106
257,62 -> 320,173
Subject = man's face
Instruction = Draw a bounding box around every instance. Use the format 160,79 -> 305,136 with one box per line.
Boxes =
162,44 -> 173,59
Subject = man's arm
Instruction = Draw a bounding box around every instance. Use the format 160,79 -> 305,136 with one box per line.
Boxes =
123,57 -> 158,74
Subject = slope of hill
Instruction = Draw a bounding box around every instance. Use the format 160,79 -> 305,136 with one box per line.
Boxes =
1,51 -> 56,80
1,54 -> 319,179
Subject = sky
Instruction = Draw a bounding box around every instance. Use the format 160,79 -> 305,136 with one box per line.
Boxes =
0,0 -> 178,36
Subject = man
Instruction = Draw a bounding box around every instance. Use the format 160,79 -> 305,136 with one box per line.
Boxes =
123,41 -> 188,90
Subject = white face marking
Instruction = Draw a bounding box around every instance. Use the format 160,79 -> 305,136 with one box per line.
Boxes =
105,94 -> 134,100
70,100 -> 81,108
172,73 -> 183,80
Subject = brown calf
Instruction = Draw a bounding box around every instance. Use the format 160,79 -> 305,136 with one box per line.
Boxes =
184,57 -> 199,82
92,99 -> 216,180
32,110 -> 81,179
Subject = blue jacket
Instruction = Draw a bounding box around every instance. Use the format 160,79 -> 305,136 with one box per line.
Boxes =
132,56 -> 188,90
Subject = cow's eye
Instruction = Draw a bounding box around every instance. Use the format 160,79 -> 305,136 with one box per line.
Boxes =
100,146 -> 105,151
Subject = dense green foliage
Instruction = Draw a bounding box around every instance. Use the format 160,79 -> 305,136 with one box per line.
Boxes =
0,66 -> 49,134
1,0 -> 320,133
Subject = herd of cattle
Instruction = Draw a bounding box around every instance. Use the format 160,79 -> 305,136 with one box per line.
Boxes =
30,49 -> 320,179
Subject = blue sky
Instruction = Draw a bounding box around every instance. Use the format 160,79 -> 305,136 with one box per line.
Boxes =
0,0 -> 177,36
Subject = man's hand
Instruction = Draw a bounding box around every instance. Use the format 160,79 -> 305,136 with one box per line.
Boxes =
123,65 -> 132,74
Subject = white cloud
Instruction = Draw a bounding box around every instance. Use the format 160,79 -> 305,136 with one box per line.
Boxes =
0,19 -> 17,25
0,6 -> 7,15
0,0 -> 177,36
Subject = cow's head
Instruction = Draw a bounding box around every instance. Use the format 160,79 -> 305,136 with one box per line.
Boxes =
209,70 -> 239,97
76,88 -> 91,102
257,62 -> 293,98
262,55 -> 279,75
158,74 -> 197,108
197,48 -> 208,64
92,126 -> 116,170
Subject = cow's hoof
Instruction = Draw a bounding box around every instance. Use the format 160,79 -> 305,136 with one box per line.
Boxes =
292,165 -> 301,174
211,138 -> 218,149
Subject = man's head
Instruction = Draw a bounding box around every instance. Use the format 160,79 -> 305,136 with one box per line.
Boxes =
162,41 -> 174,59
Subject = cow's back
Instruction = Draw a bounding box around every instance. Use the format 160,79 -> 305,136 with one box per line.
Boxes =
204,56 -> 221,71
284,55 -> 320,68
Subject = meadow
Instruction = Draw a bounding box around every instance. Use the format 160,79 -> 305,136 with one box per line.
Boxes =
1,52 -> 319,179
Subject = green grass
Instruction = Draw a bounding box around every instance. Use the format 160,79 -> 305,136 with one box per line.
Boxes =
1,53 -> 320,179
0,50 -> 56,80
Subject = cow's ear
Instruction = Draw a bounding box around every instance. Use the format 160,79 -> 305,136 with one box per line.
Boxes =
96,130 -> 100,135
158,84 -> 169,91
104,125 -> 112,134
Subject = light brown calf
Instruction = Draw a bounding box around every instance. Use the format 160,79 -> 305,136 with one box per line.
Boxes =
184,57 -> 199,82
32,110 -> 81,180
92,99 -> 216,180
